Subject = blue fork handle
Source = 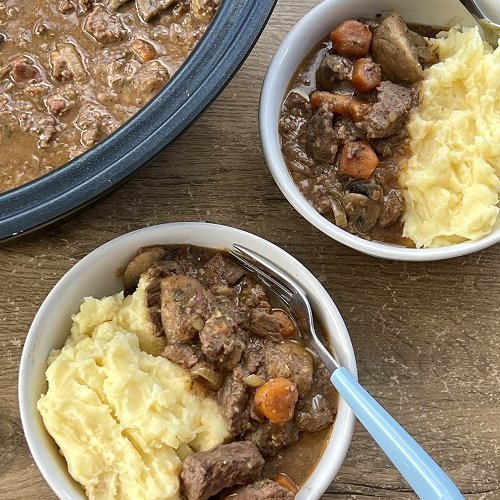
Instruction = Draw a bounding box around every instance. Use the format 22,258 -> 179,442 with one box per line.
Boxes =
331,367 -> 463,500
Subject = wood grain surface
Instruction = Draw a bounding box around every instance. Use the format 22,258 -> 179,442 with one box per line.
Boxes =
0,1 -> 499,498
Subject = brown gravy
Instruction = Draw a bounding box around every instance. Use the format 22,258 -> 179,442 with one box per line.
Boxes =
0,0 -> 219,193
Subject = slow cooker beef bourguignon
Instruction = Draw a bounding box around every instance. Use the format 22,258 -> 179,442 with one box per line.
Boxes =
0,0 -> 219,193
123,246 -> 339,498
279,13 -> 439,245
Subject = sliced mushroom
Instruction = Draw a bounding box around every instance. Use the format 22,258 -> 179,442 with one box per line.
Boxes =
331,197 -> 348,228
343,193 -> 381,232
371,13 -> 431,84
50,43 -> 88,83
348,180 -> 383,201
136,0 -> 177,22
123,246 -> 166,291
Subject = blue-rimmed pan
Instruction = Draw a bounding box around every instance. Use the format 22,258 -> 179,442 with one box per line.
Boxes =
0,0 -> 277,242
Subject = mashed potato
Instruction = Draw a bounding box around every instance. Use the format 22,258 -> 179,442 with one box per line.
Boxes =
38,278 -> 230,500
401,27 -> 500,248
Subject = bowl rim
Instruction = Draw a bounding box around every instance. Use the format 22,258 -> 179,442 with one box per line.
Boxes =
0,0 -> 277,243
259,0 -> 500,262
19,222 -> 357,500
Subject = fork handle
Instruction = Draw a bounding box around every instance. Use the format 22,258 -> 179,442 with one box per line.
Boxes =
331,367 -> 463,500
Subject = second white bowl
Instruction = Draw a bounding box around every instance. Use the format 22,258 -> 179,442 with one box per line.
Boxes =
19,222 -> 357,500
260,0 -> 500,261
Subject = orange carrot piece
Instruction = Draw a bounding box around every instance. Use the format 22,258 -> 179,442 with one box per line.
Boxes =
339,141 -> 380,179
330,20 -> 372,58
254,377 -> 299,424
352,58 -> 382,93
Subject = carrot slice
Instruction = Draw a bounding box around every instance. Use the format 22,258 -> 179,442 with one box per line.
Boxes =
330,20 -> 372,58
254,377 -> 299,424
352,58 -> 382,93
310,91 -> 370,122
339,141 -> 380,179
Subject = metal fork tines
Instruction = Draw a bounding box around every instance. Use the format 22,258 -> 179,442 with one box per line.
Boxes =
230,244 -> 339,373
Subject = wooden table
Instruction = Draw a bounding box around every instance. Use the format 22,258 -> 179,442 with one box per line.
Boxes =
1,1 -> 499,498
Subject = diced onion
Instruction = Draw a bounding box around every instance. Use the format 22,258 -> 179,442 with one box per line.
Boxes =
190,316 -> 205,332
190,364 -> 222,389
243,374 -> 265,388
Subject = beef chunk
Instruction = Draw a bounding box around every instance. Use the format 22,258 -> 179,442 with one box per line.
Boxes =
191,0 -> 220,22
59,0 -> 76,13
247,310 -> 285,342
219,367 -> 251,435
371,13 -> 434,84
18,111 -> 57,148
47,94 -> 69,115
245,422 -> 299,457
148,258 -> 186,278
281,90 -> 312,121
316,54 -> 353,90
10,60 -> 42,83
295,393 -> 335,432
371,132 -> 408,157
379,189 -> 404,227
84,6 -> 128,45
78,0 -> 93,13
304,171 -> 346,227
239,279 -> 269,309
333,117 -> 365,142
296,364 -> 337,432
108,0 -> 129,10
343,193 -> 381,232
298,109 -> 338,163
162,344 -> 201,369
200,312 -> 245,368
263,341 -> 313,395
356,81 -> 415,139
75,103 -> 119,147
160,275 -> 211,343
241,340 -> 265,374
205,254 -> 246,286
136,0 -> 177,22
181,442 -> 265,500
121,60 -> 170,106
224,479 -> 294,499
137,61 -> 168,98
281,138 -> 315,177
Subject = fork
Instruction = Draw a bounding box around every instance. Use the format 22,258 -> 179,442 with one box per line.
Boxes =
231,244 -> 464,500
458,0 -> 500,48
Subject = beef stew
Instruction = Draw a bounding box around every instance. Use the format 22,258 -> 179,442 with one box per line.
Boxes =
123,245 -> 338,499
0,0 -> 219,193
279,13 -> 439,245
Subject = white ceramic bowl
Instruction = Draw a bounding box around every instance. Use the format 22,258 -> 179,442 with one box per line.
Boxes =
260,0 -> 500,261
19,222 -> 357,500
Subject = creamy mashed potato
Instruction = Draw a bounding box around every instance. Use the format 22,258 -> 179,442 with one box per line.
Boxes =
68,276 -> 167,356
401,27 -> 500,248
38,277 -> 230,500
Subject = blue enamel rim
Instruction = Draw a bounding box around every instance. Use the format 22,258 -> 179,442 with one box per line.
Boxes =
0,0 -> 277,241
